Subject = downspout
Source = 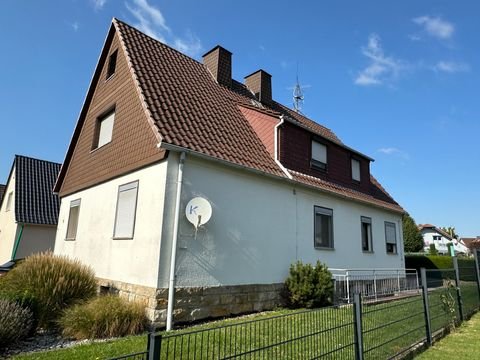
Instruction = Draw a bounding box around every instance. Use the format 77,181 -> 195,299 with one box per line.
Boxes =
166,152 -> 186,331
275,115 -> 292,179
11,224 -> 24,260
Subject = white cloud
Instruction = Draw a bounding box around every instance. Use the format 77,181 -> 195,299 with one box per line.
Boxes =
125,0 -> 202,58
434,61 -> 470,73
92,0 -> 107,10
378,147 -> 409,159
413,16 -> 454,40
355,34 -> 406,86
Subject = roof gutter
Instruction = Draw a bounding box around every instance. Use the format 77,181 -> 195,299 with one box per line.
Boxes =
274,116 -> 292,179
158,142 -> 403,214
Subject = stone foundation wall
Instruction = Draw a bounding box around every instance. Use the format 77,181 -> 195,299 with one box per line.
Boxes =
96,278 -> 285,328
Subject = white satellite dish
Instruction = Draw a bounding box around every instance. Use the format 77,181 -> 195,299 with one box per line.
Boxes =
185,197 -> 212,229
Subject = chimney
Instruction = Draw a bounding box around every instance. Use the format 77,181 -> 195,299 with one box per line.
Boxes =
244,69 -> 272,105
202,45 -> 232,87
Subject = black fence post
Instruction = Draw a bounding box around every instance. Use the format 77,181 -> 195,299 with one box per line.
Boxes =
353,293 -> 364,360
453,256 -> 465,322
148,332 -> 162,360
473,250 -> 480,306
420,268 -> 432,345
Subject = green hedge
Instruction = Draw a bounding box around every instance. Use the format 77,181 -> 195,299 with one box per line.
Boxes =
405,255 -> 475,270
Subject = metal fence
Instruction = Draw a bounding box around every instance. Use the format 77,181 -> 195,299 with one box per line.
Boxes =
331,268 -> 419,303
110,252 -> 480,360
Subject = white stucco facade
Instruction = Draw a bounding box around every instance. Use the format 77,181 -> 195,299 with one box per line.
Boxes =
54,161 -> 169,288
0,166 -> 19,264
54,153 -> 404,290
422,228 -> 469,255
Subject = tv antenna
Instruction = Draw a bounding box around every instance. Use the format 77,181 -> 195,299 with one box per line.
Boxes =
293,64 -> 304,113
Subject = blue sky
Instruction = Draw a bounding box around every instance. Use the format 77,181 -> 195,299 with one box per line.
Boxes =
1,1 -> 478,236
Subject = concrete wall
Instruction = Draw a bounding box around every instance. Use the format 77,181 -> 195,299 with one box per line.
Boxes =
15,225 -> 57,260
54,161 -> 168,288
0,166 -> 18,264
167,155 -> 404,288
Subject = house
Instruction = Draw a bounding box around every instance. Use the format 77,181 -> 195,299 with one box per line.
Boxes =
53,18 -> 405,327
419,224 -> 469,255
461,237 -> 480,253
0,155 -> 61,265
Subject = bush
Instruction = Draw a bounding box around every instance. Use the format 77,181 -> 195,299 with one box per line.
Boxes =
59,295 -> 147,339
429,244 -> 439,255
0,289 -> 39,334
0,299 -> 33,348
285,261 -> 333,308
1,252 -> 97,328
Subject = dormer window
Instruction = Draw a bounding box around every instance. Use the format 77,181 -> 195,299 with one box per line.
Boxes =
311,141 -> 327,171
106,50 -> 118,79
93,110 -> 115,150
351,158 -> 361,182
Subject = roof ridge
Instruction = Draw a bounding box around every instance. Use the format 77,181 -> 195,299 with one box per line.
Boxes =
15,154 -> 61,166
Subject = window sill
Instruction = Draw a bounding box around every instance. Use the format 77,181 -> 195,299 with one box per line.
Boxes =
314,246 -> 335,251
362,250 -> 374,254
90,142 -> 111,154
105,73 -> 116,82
112,237 -> 134,240
386,252 -> 398,255
65,238 -> 76,241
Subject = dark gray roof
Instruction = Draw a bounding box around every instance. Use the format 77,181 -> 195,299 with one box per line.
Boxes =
14,155 -> 61,225
0,184 -> 5,205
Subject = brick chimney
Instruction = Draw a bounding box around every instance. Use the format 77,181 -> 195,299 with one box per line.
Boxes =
202,45 -> 232,87
244,69 -> 272,105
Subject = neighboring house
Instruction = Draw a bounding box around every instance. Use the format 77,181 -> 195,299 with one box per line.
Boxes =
0,184 -> 5,205
462,237 -> 480,253
0,155 -> 61,265
53,19 -> 405,326
419,224 -> 469,255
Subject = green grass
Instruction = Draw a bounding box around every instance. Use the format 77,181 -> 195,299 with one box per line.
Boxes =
416,311 -> 480,359
12,286 -> 480,360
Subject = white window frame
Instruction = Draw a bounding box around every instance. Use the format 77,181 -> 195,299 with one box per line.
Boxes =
352,158 -> 361,182
94,110 -> 115,149
385,221 -> 397,254
65,199 -> 81,241
361,216 -> 373,252
311,141 -> 327,171
113,181 -> 139,239
5,191 -> 13,211
314,206 -> 334,249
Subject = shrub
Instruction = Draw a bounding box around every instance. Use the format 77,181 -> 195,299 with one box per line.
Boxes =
1,252 -> 97,328
0,299 -> 33,348
429,244 -> 439,255
59,295 -> 147,339
285,260 -> 333,308
0,289 -> 39,334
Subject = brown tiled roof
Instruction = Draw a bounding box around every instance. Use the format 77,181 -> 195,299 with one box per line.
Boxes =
57,18 -> 402,213
418,224 -> 454,240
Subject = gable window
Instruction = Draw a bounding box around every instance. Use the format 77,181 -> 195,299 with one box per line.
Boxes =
351,158 -> 361,182
5,191 -> 13,211
66,199 -> 81,240
314,206 -> 334,249
106,50 -> 118,79
311,141 -> 327,171
361,216 -> 373,252
433,235 -> 441,241
113,181 -> 139,239
94,110 -> 115,149
385,221 -> 397,254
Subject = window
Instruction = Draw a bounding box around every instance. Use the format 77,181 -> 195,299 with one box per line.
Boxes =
385,221 -> 397,254
5,191 -> 13,211
106,50 -> 118,79
351,158 -> 361,182
311,141 -> 327,171
113,181 -> 139,239
361,216 -> 373,252
314,206 -> 334,249
66,199 -> 81,240
94,110 -> 115,149
433,235 -> 441,241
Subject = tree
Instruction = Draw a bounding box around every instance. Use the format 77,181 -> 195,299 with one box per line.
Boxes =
441,226 -> 458,240
403,213 -> 424,252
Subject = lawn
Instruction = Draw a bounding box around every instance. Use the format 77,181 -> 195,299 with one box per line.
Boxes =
416,311 -> 480,359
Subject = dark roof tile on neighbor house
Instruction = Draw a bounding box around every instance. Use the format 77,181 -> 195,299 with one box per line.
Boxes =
14,155 -> 61,225
112,19 -> 403,213
0,184 -> 5,205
